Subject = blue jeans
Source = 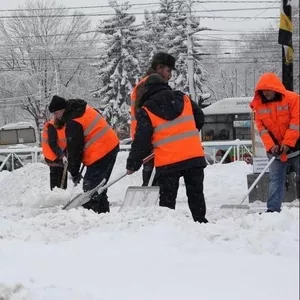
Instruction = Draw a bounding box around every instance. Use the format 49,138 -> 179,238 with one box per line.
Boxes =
267,154 -> 300,212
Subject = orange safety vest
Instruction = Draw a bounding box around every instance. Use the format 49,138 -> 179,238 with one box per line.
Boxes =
42,120 -> 66,161
73,105 -> 119,166
143,95 -> 204,167
130,76 -> 149,139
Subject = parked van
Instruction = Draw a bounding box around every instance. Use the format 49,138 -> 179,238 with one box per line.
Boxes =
0,122 -> 39,171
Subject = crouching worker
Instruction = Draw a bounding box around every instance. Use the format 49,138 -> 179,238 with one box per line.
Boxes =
42,118 -> 68,190
49,95 -> 120,214
126,74 -> 208,223
250,72 -> 300,213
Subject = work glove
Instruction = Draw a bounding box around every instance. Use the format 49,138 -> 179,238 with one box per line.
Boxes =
270,145 -> 280,156
280,144 -> 290,154
71,173 -> 82,185
62,156 -> 68,165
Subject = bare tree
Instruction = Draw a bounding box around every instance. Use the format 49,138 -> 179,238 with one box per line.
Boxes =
235,5 -> 299,94
0,0 -> 97,131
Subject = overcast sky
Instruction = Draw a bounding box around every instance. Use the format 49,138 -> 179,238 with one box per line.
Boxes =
0,0 -> 283,33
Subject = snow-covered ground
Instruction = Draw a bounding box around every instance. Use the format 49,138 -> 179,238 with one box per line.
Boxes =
0,151 -> 299,300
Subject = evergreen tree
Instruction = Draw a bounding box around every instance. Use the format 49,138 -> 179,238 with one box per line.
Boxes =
92,0 -> 142,133
140,0 -> 209,102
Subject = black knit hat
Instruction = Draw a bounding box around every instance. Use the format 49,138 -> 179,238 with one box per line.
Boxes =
49,95 -> 67,113
151,52 -> 176,70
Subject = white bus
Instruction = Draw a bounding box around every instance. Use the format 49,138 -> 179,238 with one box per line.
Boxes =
201,97 -> 253,163
202,97 -> 252,142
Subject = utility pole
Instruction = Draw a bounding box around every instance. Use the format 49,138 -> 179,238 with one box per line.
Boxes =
279,0 -> 293,91
186,0 -> 196,102
245,68 -> 248,96
235,68 -> 238,97
253,67 -> 256,91
55,68 -> 59,94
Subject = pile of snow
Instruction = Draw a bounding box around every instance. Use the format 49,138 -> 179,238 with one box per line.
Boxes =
0,152 -> 299,300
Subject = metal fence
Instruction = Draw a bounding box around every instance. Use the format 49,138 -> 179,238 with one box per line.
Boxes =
0,139 -> 253,171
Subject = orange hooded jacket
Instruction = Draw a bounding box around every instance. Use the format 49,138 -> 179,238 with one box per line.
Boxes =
250,72 -> 299,153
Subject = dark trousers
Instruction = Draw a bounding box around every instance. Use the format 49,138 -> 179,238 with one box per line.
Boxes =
49,166 -> 67,190
142,160 -> 158,186
82,152 -> 117,214
157,167 -> 206,222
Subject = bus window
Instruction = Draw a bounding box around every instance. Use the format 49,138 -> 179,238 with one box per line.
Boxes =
202,97 -> 252,142
233,114 -> 251,140
17,128 -> 36,143
0,126 -> 37,146
0,129 -> 18,145
202,115 -> 233,141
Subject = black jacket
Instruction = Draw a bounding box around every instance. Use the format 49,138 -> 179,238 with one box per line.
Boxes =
60,99 -> 119,176
48,123 -> 64,158
126,82 -> 206,174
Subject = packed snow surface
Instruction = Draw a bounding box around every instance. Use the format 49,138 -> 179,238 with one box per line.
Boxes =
0,152 -> 299,300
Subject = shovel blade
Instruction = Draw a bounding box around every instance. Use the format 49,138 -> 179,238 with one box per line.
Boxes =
63,179 -> 106,210
62,190 -> 93,210
220,204 -> 250,210
119,186 -> 160,212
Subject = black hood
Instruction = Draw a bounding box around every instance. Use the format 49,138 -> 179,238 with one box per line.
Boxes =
142,83 -> 184,121
61,99 -> 87,124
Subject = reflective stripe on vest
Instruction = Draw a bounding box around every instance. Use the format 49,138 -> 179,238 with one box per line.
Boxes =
289,124 -> 300,131
41,120 -> 66,161
154,115 -> 194,133
259,129 -> 269,137
73,105 -> 119,166
257,105 -> 289,115
84,124 -> 111,149
153,130 -> 199,147
277,104 -> 289,111
257,108 -> 271,114
143,95 -> 204,167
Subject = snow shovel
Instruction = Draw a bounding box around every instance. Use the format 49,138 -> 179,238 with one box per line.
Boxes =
60,162 -> 68,189
73,164 -> 85,187
119,162 -> 159,212
220,156 -> 276,210
62,153 -> 154,210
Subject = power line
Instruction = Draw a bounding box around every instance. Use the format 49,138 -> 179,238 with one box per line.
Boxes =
0,28 -> 280,40
0,59 -> 296,73
196,0 -> 278,2
0,1 -> 280,12
2,36 -> 293,44
0,52 -> 285,63
196,16 -> 278,19
0,8 -> 280,19
0,2 -> 176,12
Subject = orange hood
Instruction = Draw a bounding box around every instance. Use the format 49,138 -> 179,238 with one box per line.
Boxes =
250,72 -> 286,109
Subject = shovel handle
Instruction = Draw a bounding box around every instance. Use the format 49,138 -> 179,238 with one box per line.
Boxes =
97,153 -> 154,194
60,163 -> 68,189
239,155 -> 276,205
74,164 -> 85,187
143,153 -> 154,164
